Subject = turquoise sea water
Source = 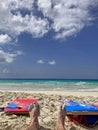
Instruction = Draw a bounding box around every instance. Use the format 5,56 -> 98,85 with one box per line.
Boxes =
0,79 -> 98,92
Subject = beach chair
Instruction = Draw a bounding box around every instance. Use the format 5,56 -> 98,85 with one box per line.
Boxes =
65,100 -> 98,128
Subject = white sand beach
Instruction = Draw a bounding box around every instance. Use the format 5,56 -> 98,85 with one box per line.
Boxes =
0,90 -> 98,130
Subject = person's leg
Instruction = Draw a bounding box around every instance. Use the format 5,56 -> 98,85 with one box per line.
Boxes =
26,104 -> 40,130
55,103 -> 66,130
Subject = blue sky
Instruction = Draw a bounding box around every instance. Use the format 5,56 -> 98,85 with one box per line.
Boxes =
0,0 -> 98,79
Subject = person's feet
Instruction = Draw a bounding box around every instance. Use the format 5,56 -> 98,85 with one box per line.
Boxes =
29,103 -> 40,123
27,101 -> 66,130
26,103 -> 40,130
56,103 -> 66,130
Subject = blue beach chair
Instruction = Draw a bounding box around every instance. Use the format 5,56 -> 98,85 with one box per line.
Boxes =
65,100 -> 98,128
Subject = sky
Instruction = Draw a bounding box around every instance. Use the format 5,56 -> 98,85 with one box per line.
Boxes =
0,0 -> 98,79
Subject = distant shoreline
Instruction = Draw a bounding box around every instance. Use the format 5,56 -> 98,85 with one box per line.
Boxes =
0,78 -> 98,81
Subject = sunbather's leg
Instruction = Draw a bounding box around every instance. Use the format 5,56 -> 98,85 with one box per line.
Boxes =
26,104 -> 40,130
55,103 -> 66,130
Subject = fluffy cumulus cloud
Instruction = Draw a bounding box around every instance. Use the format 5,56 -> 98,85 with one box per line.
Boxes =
48,60 -> 56,65
0,0 -> 97,64
37,59 -> 45,64
0,0 -> 49,39
38,0 -> 98,39
37,59 -> 56,65
0,49 -> 22,63
0,0 -> 98,41
0,34 -> 11,45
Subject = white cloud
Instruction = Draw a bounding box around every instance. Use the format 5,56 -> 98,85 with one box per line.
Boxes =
0,0 -> 97,65
7,0 -> 35,10
37,59 -> 56,65
37,0 -> 52,15
0,0 -> 49,39
0,49 -> 22,63
48,60 -> 56,65
37,59 -> 45,64
0,34 -> 11,45
38,0 -> 98,39
0,0 -> 97,42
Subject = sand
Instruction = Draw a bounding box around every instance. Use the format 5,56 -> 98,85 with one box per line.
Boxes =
0,90 -> 98,130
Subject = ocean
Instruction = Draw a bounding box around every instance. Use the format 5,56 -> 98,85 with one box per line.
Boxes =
0,79 -> 98,92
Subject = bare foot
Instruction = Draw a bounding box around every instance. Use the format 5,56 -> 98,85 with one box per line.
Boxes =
56,103 -> 66,130
26,103 -> 40,130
